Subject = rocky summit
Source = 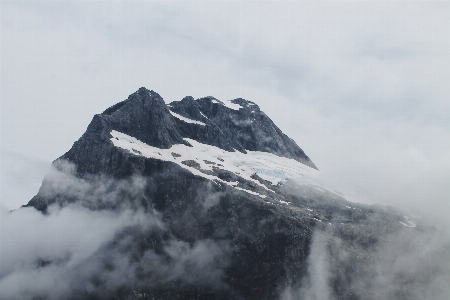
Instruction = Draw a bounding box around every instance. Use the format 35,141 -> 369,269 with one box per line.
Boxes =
24,88 -> 429,300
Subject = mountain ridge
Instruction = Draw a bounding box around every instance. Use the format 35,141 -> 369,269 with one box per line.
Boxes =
100,87 -> 317,168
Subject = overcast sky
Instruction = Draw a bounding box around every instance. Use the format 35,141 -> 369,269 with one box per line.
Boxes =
1,1 -> 449,221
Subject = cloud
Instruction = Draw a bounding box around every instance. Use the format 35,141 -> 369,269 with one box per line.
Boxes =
281,226 -> 450,300
195,181 -> 224,210
35,159 -> 151,211
275,103 -> 450,229
0,204 -> 157,299
0,151 -> 50,211
282,232 -> 335,300
0,160 -> 232,300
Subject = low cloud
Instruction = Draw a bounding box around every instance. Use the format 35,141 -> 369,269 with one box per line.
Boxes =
0,160 -> 232,300
281,225 -> 450,300
281,232 -> 335,300
281,169 -> 450,300
0,151 -> 50,211
0,204 -> 159,299
36,159 -> 150,211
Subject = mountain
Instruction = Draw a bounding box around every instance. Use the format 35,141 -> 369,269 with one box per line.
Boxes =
23,88 -> 427,300
27,87 -> 316,212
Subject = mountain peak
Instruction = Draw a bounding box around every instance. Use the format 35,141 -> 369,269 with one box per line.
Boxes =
62,87 -> 317,179
102,87 -> 164,116
168,93 -> 317,169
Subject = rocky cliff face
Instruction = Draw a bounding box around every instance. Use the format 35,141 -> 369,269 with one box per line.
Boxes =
24,88 -> 426,300
69,87 -> 314,173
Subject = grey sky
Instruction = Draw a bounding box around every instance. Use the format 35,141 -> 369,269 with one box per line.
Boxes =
1,1 -> 449,222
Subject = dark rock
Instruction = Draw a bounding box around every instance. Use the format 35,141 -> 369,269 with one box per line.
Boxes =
169,96 -> 317,169
181,160 -> 201,169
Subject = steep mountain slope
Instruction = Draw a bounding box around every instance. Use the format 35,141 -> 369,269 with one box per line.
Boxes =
22,88 -> 426,300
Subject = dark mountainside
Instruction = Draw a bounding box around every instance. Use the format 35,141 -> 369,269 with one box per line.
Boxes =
23,88 -> 434,300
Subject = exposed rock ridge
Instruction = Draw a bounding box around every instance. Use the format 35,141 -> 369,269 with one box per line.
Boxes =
57,87 -> 316,176
168,95 -> 317,169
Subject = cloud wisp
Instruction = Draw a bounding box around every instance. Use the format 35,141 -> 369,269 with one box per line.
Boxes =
281,221 -> 450,300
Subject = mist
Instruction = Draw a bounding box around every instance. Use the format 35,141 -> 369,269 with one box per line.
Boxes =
278,175 -> 450,300
281,225 -> 450,300
0,161 -> 232,300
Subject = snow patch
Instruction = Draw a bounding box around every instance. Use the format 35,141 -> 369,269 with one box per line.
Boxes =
253,169 -> 288,185
234,187 -> 267,198
401,216 -> 417,228
110,130 -> 296,199
110,130 -> 317,198
169,110 -> 206,126
210,98 -> 242,110
222,100 -> 242,110
313,186 -> 325,192
121,131 -> 314,189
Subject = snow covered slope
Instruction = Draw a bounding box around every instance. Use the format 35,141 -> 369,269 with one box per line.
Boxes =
111,130 -> 318,198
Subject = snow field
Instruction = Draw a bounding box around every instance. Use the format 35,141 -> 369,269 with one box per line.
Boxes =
110,130 -> 317,200
168,110 -> 206,126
